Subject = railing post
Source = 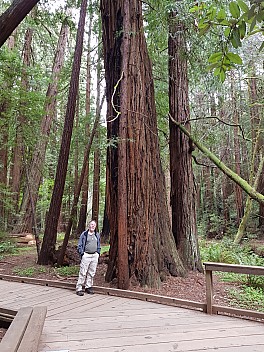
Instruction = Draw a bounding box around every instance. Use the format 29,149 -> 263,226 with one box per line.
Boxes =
205,269 -> 213,314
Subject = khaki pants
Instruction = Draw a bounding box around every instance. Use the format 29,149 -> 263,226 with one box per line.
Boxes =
76,252 -> 99,292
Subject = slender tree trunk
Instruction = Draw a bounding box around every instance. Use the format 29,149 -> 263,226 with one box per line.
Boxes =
231,73 -> 244,225
38,0 -> 87,265
234,68 -> 263,243
0,0 -> 40,47
235,156 -> 264,244
168,11 -> 202,271
248,70 -> 264,231
10,26 -> 33,217
57,94 -> 105,266
76,16 -> 93,236
13,19 -> 69,234
101,0 -> 186,289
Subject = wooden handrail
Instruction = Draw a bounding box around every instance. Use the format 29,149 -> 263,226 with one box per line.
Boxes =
204,261 -> 264,320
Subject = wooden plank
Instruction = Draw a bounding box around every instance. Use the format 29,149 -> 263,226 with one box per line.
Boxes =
17,306 -> 47,352
203,262 -> 264,275
205,269 -> 213,314
38,328 -> 264,351
213,304 -> 264,320
41,323 -> 264,342
0,307 -> 32,352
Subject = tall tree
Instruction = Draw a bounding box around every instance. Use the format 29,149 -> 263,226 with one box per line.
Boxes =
38,0 -> 88,265
14,17 -> 69,234
101,0 -> 185,289
10,15 -> 34,219
168,10 -> 202,271
0,0 -> 40,47
76,14 -> 93,236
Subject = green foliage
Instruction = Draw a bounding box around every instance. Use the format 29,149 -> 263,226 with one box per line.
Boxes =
200,238 -> 264,311
12,266 -> 47,277
55,265 -> 79,277
0,240 -> 16,256
101,245 -> 109,254
0,232 -> 17,257
229,286 -> 264,311
190,0 -> 264,81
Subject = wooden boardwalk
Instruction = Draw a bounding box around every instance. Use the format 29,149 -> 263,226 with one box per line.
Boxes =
0,280 -> 263,352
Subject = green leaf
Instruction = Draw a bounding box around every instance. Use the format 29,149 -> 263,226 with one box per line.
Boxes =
199,24 -> 211,36
208,52 -> 223,63
224,27 -> 231,37
239,21 -> 247,38
237,0 -> 249,13
226,52 -> 243,64
256,11 -> 264,23
232,27 -> 242,47
217,8 -> 226,20
207,62 -> 220,70
213,67 -> 221,76
247,5 -> 256,20
259,41 -> 264,52
229,2 -> 241,19
220,69 -> 226,82
250,16 -> 257,32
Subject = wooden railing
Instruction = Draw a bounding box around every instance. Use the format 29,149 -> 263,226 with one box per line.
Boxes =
0,306 -> 47,352
204,262 -> 264,319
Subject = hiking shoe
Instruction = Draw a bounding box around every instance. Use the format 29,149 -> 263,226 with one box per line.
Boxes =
76,290 -> 84,296
85,287 -> 94,294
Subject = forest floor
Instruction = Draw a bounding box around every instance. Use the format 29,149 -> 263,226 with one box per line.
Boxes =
0,243 -> 262,341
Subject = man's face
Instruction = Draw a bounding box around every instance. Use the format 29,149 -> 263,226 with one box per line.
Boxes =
89,221 -> 96,231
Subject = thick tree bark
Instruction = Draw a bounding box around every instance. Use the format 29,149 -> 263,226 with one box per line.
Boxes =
14,19 -> 69,234
168,12 -> 202,271
101,0 -> 186,289
38,0 -> 87,265
0,0 -> 40,47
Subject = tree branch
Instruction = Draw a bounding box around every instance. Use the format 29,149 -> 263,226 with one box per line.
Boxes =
169,113 -> 264,205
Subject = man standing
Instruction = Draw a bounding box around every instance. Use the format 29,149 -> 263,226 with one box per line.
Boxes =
76,220 -> 101,296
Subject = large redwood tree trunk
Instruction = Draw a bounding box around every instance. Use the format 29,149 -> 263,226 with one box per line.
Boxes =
38,0 -> 87,265
168,12 -> 202,271
101,0 -> 185,289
